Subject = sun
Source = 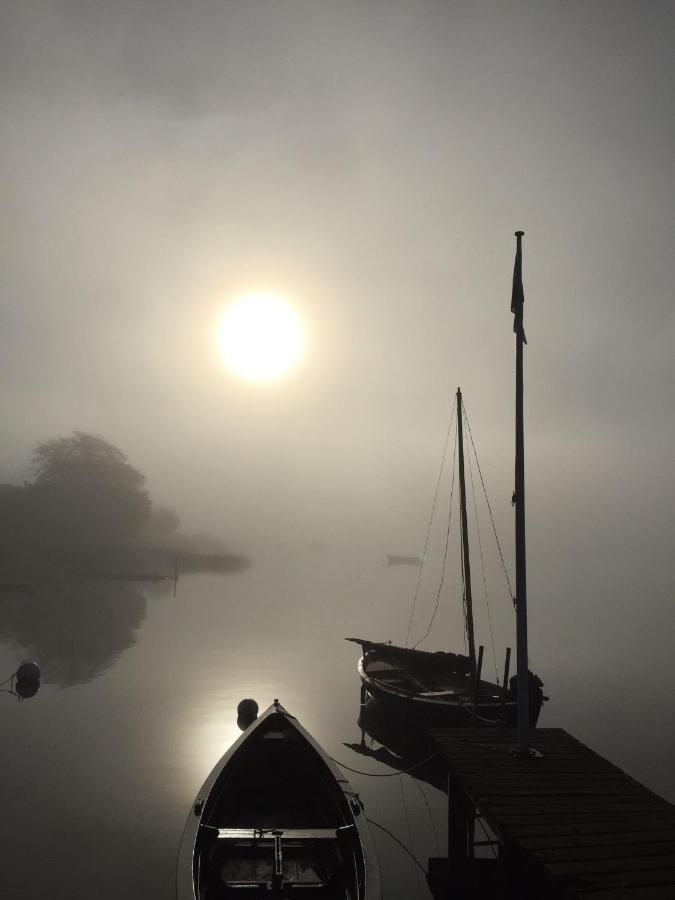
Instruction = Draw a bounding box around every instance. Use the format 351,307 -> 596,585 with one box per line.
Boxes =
217,293 -> 303,380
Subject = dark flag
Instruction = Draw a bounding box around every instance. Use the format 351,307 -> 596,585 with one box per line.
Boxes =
511,230 -> 526,342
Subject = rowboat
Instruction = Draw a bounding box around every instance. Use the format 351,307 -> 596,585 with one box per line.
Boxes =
177,700 -> 381,899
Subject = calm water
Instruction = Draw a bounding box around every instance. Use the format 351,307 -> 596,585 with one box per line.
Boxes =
1,549 -> 673,899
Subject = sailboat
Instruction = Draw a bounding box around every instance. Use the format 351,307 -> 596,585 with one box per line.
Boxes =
347,233 -> 546,730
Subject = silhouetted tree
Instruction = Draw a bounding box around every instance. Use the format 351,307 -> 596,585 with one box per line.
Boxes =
28,432 -> 151,567
138,504 -> 181,546
0,432 -> 248,578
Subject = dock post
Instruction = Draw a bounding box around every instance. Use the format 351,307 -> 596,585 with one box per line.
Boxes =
448,772 -> 470,863
501,646 -> 511,719
472,645 -> 484,712
512,231 -> 531,755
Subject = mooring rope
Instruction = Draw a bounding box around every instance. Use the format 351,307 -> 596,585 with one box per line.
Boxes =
366,818 -> 427,875
398,775 -> 424,900
410,775 -> 441,857
329,751 -> 439,778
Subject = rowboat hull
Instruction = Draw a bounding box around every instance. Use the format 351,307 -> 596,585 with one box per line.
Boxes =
353,641 -> 544,728
177,700 -> 381,900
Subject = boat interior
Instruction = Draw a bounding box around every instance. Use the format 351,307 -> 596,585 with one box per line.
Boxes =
364,652 -> 501,702
195,720 -> 363,899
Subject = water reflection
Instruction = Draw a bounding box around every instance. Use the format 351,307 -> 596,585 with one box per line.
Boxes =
344,694 -> 447,793
0,580 -> 148,685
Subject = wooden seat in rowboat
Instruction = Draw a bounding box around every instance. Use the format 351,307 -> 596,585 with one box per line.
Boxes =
208,827 -> 356,895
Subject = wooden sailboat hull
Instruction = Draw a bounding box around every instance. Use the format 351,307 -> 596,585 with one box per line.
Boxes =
351,640 -> 544,728
177,701 -> 381,900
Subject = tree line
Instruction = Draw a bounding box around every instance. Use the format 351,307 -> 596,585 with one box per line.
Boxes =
0,431 -> 247,578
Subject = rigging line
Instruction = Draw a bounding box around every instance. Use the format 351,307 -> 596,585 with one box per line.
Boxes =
412,424 -> 458,650
464,404 -> 498,682
459,513 -> 467,655
366,818 -> 427,876
462,408 -> 515,605
328,751 -> 439,778
405,396 -> 457,647
399,776 -> 424,900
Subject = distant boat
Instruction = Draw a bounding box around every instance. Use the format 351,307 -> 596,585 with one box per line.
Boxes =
384,554 -> 424,567
348,235 -> 546,732
177,700 -> 381,899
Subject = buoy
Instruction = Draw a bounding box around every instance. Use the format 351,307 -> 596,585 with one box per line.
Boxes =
13,661 -> 41,700
16,661 -> 41,682
236,698 -> 258,731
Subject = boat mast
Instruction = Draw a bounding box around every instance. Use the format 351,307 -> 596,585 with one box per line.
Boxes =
456,388 -> 477,676
512,231 -> 530,754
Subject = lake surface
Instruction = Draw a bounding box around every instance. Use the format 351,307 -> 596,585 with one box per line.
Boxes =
1,547 -> 673,899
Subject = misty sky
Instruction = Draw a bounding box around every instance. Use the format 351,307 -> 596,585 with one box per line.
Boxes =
2,3 -> 674,687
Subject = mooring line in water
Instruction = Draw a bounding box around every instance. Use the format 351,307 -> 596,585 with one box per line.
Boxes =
399,774 -> 425,900
410,775 -> 441,858
329,751 -> 439,778
366,817 -> 427,875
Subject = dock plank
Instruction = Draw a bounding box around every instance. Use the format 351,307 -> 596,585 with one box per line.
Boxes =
575,888 -> 675,900
512,826 -> 675,843
427,727 -> 675,899
537,844 -> 675,864
518,832 -> 675,851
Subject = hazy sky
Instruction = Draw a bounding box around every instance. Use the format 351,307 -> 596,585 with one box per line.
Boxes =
2,3 -> 673,678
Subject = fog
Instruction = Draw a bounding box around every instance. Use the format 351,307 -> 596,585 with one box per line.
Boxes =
1,0 -> 673,853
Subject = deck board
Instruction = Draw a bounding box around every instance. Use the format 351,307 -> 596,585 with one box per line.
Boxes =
427,727 -> 675,899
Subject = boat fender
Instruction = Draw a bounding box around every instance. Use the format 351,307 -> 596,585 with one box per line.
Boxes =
508,671 -> 544,701
16,661 -> 40,682
237,698 -> 259,731
14,661 -> 41,698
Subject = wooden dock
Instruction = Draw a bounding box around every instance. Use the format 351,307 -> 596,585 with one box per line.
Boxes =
426,727 -> 675,900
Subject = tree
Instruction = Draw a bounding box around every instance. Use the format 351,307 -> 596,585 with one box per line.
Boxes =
30,432 -> 151,565
138,505 -> 181,546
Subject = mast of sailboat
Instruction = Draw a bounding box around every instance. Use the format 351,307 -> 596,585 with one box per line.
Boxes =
456,387 -> 477,677
512,230 -> 530,754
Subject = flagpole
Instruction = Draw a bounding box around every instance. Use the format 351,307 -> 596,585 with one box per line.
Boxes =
456,387 -> 477,678
512,230 -> 530,755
